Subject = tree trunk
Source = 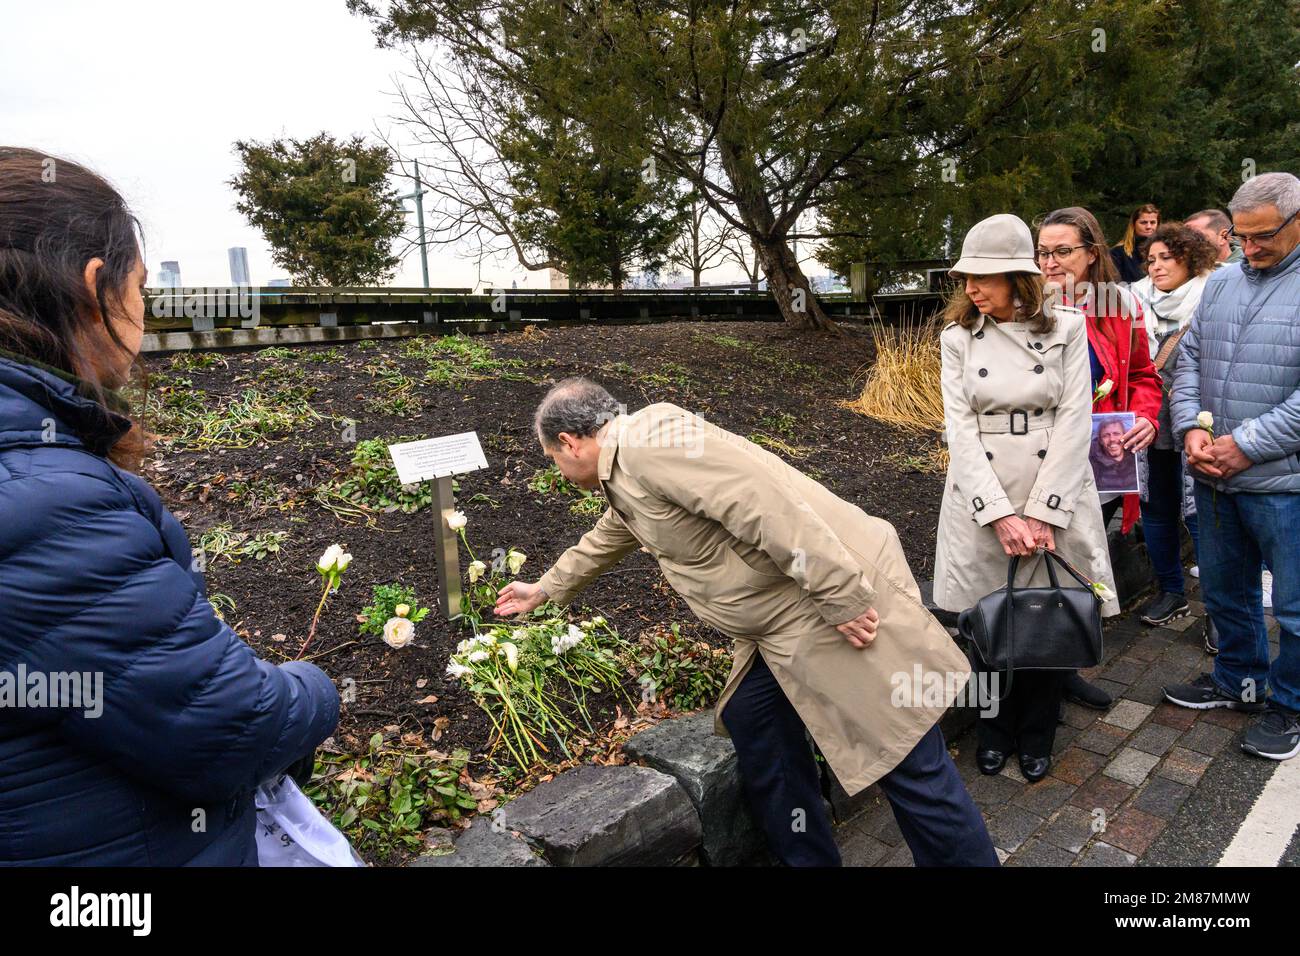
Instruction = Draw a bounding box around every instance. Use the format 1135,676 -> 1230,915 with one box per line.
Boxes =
716,137 -> 837,332
755,238 -> 835,331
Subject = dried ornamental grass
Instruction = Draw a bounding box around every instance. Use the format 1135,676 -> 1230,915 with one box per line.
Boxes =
841,318 -> 945,433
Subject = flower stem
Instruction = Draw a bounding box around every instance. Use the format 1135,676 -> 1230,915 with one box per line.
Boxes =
296,578 -> 333,660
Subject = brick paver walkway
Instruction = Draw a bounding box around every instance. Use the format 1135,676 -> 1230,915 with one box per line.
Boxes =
836,583 -> 1289,866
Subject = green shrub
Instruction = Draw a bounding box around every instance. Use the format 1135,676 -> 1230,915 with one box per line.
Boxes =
323,437 -> 433,514
635,624 -> 733,711
359,583 -> 431,637
306,741 -> 477,863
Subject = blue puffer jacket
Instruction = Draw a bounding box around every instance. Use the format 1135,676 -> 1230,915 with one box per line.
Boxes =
0,354 -> 339,865
1171,241 -> 1300,493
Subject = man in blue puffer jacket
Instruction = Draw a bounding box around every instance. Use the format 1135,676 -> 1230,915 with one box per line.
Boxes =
0,354 -> 340,864
1165,171 -> 1300,761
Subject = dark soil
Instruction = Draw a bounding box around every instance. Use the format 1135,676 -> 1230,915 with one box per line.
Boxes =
141,321 -> 945,782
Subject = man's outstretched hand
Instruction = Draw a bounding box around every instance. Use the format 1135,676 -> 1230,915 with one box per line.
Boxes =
836,607 -> 879,649
494,580 -> 547,617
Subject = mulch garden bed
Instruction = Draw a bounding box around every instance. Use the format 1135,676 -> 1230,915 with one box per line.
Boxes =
139,319 -> 945,858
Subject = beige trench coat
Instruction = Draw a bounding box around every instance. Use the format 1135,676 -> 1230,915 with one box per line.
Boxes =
538,403 -> 972,796
931,303 -> 1119,617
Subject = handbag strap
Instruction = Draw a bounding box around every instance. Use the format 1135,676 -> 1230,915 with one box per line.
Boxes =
1044,549 -> 1102,593
996,557 -> 1020,701
1153,327 -> 1188,372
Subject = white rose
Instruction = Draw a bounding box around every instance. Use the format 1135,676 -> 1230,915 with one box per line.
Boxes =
506,550 -> 527,574
500,642 -> 519,673
447,511 -> 468,530
567,624 -> 584,645
467,649 -> 489,662
468,560 -> 487,583
381,617 -> 414,649
591,616 -> 606,627
1197,410 -> 1214,430
317,544 -> 344,573
335,551 -> 353,573
1091,581 -> 1118,603
475,633 -> 497,646
445,661 -> 472,680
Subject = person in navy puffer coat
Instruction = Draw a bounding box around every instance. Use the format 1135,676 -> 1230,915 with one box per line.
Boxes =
0,147 -> 339,865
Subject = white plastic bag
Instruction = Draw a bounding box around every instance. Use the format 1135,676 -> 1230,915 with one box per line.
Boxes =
254,775 -> 364,867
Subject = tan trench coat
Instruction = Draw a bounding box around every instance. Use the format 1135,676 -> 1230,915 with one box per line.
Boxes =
538,403 -> 972,796
931,303 -> 1119,617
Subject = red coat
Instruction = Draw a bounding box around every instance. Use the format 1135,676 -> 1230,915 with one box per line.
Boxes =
1073,289 -> 1163,534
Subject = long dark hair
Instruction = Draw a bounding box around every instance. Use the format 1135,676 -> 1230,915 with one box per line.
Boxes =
1040,205 -> 1140,355
0,147 -> 149,470
1040,206 -> 1119,290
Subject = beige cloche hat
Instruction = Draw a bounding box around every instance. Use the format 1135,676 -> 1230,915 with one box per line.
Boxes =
949,214 -> 1042,276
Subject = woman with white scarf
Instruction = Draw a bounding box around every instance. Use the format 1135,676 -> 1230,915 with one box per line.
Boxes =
1130,223 -> 1219,643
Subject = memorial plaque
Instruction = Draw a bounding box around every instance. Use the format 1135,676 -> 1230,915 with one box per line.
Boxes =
386,432 -> 489,620
388,432 -> 488,485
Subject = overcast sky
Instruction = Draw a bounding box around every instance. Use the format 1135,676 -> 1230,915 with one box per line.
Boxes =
3,0 -> 747,289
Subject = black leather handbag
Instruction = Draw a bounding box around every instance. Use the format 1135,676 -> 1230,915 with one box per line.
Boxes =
957,551 -> 1104,699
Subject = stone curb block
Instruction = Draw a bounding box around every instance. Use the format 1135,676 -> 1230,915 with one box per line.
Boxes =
623,711 -> 770,866
498,764 -> 702,866
409,818 -> 549,867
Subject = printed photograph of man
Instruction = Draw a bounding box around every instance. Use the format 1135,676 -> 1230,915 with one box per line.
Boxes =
1089,412 -> 1140,494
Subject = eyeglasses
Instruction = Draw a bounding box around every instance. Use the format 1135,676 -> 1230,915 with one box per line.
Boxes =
1228,209 -> 1300,245
1036,245 -> 1088,261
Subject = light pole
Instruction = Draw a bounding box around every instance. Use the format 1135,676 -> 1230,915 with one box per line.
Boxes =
398,158 -> 430,288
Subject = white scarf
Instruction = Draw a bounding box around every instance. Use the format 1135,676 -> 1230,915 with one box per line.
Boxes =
1131,273 -> 1208,359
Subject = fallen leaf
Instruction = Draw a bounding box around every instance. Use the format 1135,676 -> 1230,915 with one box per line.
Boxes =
416,694 -> 439,705
415,678 -> 428,689
431,716 -> 450,741
271,633 -> 287,642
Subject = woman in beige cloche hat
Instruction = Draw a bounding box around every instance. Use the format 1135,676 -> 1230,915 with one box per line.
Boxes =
932,214 -> 1117,784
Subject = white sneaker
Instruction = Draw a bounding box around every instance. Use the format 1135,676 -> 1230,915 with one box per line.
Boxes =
1189,565 -> 1199,579
1263,570 -> 1273,610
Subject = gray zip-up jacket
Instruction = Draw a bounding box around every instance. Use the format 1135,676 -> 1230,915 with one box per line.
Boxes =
1171,241 -> 1300,493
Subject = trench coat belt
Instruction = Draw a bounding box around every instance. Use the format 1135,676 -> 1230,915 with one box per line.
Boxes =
977,409 -> 1056,434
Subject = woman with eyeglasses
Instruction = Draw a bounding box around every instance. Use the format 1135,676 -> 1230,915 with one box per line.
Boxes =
1110,203 -> 1161,283
933,214 -> 1119,783
1129,223 -> 1219,644
1036,207 -> 1164,710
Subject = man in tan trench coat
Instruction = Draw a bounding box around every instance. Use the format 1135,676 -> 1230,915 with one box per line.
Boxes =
495,378 -> 997,866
